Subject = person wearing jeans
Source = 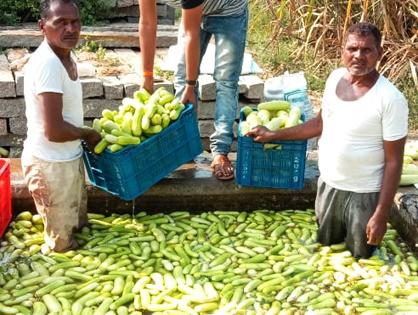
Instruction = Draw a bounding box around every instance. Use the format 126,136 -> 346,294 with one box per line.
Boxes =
139,0 -> 248,180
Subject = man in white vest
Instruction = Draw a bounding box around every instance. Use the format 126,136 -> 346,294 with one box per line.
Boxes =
248,22 -> 408,258
22,0 -> 101,252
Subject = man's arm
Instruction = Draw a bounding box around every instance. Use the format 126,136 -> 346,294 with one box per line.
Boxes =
247,111 -> 323,142
138,0 -> 157,93
180,4 -> 203,106
39,92 -> 101,150
366,137 -> 406,245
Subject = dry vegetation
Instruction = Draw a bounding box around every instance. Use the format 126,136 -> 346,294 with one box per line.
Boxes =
248,0 -> 417,130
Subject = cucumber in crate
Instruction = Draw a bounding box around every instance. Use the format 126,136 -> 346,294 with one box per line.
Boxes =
92,87 -> 185,154
83,88 -> 202,201
236,100 -> 307,189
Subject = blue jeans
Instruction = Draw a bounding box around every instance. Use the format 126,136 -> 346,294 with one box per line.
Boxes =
174,9 -> 248,156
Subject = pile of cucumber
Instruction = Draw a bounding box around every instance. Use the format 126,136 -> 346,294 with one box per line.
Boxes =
92,88 -> 185,154
239,101 -> 303,136
1,210 -> 418,315
401,142 -> 418,186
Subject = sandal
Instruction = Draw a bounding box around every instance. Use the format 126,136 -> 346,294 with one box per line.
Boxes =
211,155 -> 234,181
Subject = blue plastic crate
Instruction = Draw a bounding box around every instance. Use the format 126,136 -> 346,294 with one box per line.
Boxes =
83,104 -> 202,200
236,110 -> 307,189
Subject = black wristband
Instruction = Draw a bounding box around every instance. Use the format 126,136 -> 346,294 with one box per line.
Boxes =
186,80 -> 197,86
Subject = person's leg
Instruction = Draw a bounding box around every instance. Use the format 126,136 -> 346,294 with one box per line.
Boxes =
345,191 -> 379,258
22,155 -> 83,252
173,20 -> 212,100
315,178 -> 347,246
77,159 -> 88,229
205,9 -> 248,180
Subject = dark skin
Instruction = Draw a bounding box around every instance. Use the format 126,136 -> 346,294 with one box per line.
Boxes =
138,0 -> 202,106
248,33 -> 405,246
38,1 -> 101,151
139,1 -> 234,179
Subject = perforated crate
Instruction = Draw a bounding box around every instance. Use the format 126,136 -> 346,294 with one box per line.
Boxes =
83,104 -> 202,200
0,159 -> 11,237
236,111 -> 307,189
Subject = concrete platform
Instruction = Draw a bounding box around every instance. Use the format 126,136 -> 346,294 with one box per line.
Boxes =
0,23 -> 178,48
11,152 -> 323,214
10,151 -> 416,212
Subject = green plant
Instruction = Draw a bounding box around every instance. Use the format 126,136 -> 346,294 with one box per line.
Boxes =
77,38 -> 107,61
0,0 -> 113,25
154,65 -> 174,82
78,0 -> 114,25
95,46 -> 107,62
0,0 -> 39,25
77,38 -> 100,53
399,78 -> 418,132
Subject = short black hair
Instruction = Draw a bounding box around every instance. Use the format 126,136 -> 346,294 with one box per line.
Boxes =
347,22 -> 382,48
40,0 -> 79,19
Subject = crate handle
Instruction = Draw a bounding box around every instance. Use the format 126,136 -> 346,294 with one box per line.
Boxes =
81,141 -> 92,153
263,143 -> 282,151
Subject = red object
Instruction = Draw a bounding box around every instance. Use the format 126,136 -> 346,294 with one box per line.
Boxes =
0,159 -> 11,237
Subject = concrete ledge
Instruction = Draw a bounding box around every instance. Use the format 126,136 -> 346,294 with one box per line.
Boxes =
11,153 -> 416,213
0,24 -> 177,48
11,153 -> 320,213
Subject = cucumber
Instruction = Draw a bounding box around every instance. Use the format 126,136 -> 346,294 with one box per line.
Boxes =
257,100 -> 291,111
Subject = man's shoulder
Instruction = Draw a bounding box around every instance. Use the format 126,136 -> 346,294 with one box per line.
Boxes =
376,74 -> 406,102
328,67 -> 346,78
27,42 -> 60,68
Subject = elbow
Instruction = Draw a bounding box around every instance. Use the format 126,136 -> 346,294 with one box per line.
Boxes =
44,132 -> 58,142
44,127 -> 60,142
312,117 -> 323,137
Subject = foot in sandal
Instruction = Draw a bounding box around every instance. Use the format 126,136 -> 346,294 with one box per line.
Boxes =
211,154 -> 234,181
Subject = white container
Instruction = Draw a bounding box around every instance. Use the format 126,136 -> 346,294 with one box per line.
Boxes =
263,72 -> 314,120
264,72 -> 316,150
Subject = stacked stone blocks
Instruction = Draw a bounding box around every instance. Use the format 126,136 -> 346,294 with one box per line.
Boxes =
0,45 -> 264,157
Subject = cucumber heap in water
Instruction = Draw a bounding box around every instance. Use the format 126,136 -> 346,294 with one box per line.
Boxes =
1,209 -> 418,314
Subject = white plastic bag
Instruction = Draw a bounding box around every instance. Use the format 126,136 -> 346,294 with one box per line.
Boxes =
264,71 -> 314,120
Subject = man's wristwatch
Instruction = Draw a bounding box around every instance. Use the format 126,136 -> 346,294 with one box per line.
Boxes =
186,79 -> 197,86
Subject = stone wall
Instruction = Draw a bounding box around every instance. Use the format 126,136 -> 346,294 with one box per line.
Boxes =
0,48 -> 265,157
101,0 -> 176,25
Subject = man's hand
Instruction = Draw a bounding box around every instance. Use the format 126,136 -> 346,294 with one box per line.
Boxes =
181,85 -> 197,111
366,213 -> 388,245
141,76 -> 154,94
246,126 -> 276,142
81,128 -> 102,152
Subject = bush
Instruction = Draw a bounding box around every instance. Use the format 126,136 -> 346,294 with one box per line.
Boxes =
0,0 -> 114,25
0,0 -> 39,25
